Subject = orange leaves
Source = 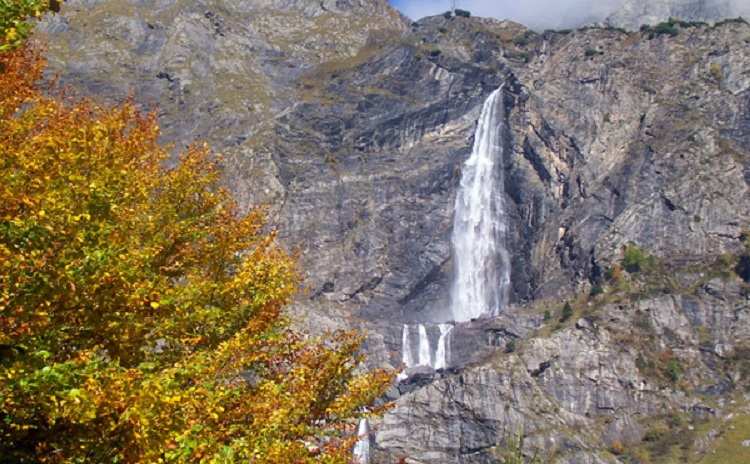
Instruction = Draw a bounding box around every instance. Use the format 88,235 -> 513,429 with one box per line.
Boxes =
0,43 -> 43,118
0,42 -> 394,463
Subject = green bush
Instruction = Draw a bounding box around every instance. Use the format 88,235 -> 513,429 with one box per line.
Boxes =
543,309 -> 552,322
605,25 -> 629,34
493,429 -> 553,464
560,301 -> 574,322
590,283 -> 604,297
715,17 -> 749,27
584,48 -> 599,57
454,9 -> 471,18
667,360 -> 682,382
652,22 -> 679,37
648,17 -> 708,38
623,243 -> 646,273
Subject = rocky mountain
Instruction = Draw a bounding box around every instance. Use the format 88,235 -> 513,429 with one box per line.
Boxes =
38,1 -> 750,463
38,0 -> 406,165
605,0 -> 750,30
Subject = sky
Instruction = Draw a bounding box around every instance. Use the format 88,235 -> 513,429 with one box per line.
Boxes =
387,0 -> 750,31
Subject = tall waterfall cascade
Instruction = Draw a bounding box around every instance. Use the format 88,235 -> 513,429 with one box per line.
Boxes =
397,87 -> 508,380
449,87 -> 511,323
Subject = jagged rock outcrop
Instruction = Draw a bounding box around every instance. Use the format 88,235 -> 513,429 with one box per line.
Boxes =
38,3 -> 750,463
605,0 -> 750,30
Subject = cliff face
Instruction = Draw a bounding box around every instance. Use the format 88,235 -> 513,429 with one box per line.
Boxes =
365,20 -> 750,463
507,23 -> 750,298
37,0 -> 406,158
39,3 -> 750,462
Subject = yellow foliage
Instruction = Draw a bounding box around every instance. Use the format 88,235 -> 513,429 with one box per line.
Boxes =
0,44 -> 393,462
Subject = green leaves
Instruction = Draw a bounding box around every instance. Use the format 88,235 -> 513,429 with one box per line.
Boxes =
623,243 -> 647,273
0,0 -> 58,51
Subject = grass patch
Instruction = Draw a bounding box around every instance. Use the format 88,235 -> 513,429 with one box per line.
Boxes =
621,412 -> 706,463
699,414 -> 750,464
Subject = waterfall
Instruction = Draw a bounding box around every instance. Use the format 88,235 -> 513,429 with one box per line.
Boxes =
397,325 -> 412,380
398,323 -> 455,377
401,325 -> 414,367
397,88 -> 509,380
434,323 -> 453,370
450,87 -> 511,323
352,419 -> 370,464
417,324 -> 431,367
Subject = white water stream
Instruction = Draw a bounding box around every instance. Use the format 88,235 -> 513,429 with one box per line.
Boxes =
401,324 -> 414,368
434,323 -> 452,370
449,87 -> 511,323
417,324 -> 431,366
399,323 -> 454,373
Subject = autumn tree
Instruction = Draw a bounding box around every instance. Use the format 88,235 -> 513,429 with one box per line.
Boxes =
0,0 -> 61,51
0,40 -> 392,462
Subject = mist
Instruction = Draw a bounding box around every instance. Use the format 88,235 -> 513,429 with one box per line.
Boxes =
389,0 -> 750,31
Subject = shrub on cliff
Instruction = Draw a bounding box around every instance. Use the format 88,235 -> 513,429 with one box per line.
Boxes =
0,41 -> 392,463
590,283 -> 604,297
623,243 -> 647,273
560,301 -> 574,322
651,22 -> 679,37
493,429 -> 554,463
